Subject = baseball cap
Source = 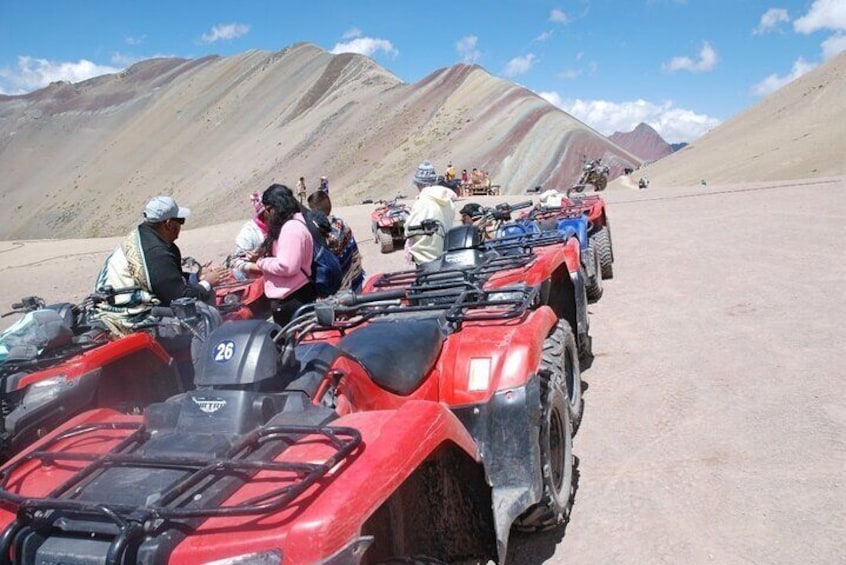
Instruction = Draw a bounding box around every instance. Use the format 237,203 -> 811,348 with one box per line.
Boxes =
143,196 -> 191,222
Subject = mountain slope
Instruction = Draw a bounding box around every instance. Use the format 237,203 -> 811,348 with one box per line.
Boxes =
636,51 -> 846,186
0,43 -> 639,239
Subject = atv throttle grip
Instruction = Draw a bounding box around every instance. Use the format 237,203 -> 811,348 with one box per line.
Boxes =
510,200 -> 533,210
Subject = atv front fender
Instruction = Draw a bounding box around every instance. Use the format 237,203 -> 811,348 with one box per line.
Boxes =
453,375 -> 543,561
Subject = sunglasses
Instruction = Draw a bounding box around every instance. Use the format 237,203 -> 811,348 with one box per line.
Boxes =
170,217 -> 186,225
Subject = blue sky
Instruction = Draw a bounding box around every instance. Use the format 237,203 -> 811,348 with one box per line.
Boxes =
1,0 -> 844,143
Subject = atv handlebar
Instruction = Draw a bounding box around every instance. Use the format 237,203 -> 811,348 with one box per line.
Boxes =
405,218 -> 443,236
2,296 -> 47,317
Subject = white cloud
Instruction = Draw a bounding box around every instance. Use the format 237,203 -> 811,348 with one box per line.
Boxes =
330,37 -> 398,58
535,30 -> 553,42
556,69 -> 581,80
0,56 -> 121,94
504,54 -> 537,77
663,41 -> 718,72
538,92 -> 720,144
125,34 -> 146,46
457,35 -> 480,64
794,0 -> 846,33
753,8 -> 790,35
550,8 -> 568,23
821,32 -> 846,59
342,27 -> 362,39
750,57 -> 818,96
200,23 -> 250,43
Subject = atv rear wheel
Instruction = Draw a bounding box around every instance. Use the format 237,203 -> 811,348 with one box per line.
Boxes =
585,241 -> 604,303
595,174 -> 608,191
513,338 -> 575,530
377,228 -> 395,253
593,226 -> 614,280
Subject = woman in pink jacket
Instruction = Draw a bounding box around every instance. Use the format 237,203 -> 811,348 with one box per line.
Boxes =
241,184 -> 315,326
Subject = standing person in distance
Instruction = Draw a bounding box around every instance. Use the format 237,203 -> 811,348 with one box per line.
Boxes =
238,184 -> 316,326
404,161 -> 456,266
318,176 -> 329,194
296,177 -> 307,203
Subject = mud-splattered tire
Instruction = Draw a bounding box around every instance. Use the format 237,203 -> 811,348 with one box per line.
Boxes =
592,226 -> 614,280
513,333 -> 575,530
377,228 -> 395,253
544,321 -> 582,433
595,175 -> 608,191
585,241 -> 604,303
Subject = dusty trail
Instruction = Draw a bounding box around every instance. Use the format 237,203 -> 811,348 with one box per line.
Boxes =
508,177 -> 846,564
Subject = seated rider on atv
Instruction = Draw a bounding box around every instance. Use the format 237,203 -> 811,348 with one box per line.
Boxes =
92,196 -> 228,336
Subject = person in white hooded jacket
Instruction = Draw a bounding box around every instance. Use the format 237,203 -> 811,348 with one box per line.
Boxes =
404,161 -> 457,266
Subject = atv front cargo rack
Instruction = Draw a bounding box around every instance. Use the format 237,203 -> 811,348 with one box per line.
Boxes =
0,420 -> 361,560
373,249 -> 536,291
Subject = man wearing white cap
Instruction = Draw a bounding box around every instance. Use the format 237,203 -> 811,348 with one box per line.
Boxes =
93,196 -> 227,333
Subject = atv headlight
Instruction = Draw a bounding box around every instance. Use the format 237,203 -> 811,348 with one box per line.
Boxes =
468,358 -> 492,391
22,375 -> 71,409
204,550 -> 282,565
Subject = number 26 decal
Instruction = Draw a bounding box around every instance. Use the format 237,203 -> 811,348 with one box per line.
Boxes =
213,340 -> 235,362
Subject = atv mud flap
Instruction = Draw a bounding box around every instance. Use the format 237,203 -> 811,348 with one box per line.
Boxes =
453,374 -> 543,560
569,271 -> 590,339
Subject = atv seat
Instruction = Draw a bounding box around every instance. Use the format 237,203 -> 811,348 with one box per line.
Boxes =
337,316 -> 444,396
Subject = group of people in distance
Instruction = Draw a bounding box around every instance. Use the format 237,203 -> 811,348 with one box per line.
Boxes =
92,159 -> 469,335
443,162 -> 491,196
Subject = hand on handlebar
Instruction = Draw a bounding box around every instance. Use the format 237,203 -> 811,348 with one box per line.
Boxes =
199,262 -> 230,286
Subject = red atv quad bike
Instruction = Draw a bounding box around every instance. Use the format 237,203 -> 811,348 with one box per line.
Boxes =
184,256 -> 271,322
214,275 -> 270,321
370,197 -> 410,254
0,283 -> 579,564
0,290 -> 215,464
365,200 -> 593,373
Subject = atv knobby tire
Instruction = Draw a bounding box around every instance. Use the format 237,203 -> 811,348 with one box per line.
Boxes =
377,228 -> 395,253
585,241 -> 604,303
546,320 -> 583,432
592,226 -> 614,280
514,326 -> 576,530
595,175 -> 608,191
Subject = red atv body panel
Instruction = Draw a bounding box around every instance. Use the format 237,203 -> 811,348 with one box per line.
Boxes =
11,331 -> 171,391
215,276 -> 270,321
317,306 -> 558,414
0,403 -> 479,565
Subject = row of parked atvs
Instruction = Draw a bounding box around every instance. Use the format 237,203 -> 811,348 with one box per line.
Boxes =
0,191 -> 614,564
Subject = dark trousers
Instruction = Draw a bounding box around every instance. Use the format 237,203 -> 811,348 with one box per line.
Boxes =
270,283 -> 317,327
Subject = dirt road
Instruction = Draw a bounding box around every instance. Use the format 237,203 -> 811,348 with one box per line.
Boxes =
507,177 -> 846,564
0,178 -> 843,564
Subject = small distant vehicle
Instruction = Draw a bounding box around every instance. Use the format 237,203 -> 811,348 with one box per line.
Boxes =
573,157 -> 610,192
370,197 -> 410,253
